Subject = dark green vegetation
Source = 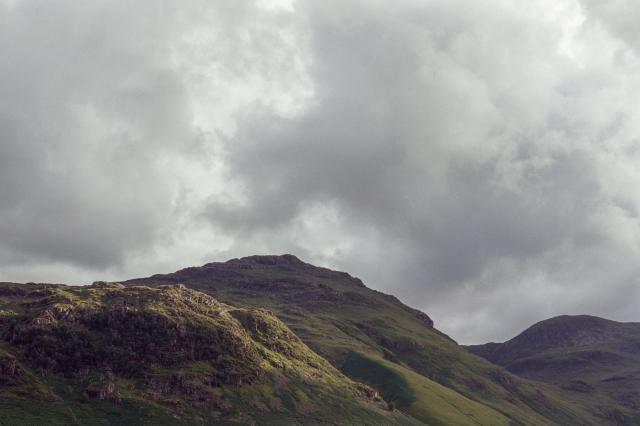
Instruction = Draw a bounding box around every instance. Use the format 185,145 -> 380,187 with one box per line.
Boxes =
343,351 -> 416,408
468,315 -> 640,424
125,254 -> 635,425
0,281 -> 417,425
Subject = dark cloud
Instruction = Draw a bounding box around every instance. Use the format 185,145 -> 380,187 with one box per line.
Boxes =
2,0 -> 640,343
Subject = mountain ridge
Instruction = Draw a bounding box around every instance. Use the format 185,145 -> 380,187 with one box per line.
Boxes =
468,314 -> 640,419
126,254 -> 631,425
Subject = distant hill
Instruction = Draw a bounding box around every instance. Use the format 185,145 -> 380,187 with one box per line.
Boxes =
467,315 -> 640,417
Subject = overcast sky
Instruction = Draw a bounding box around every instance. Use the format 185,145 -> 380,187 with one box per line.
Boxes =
2,0 -> 640,344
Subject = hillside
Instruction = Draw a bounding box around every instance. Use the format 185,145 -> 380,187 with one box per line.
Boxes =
468,315 -> 640,415
0,281 -> 417,425
126,254 -> 634,425
2,256 -> 639,425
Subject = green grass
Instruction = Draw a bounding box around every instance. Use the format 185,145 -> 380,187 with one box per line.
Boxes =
343,351 -> 416,408
0,398 -> 195,426
343,351 -> 511,426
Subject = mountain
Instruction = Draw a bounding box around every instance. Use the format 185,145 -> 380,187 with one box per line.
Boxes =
468,315 -> 640,416
1,255 -> 638,425
126,254 -> 630,425
0,281 -> 417,425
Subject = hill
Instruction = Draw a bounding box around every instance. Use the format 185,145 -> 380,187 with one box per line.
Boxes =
2,255 -> 638,424
467,315 -> 640,416
0,281 -> 416,425
126,254 -> 631,425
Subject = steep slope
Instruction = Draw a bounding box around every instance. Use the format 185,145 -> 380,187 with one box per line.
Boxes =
127,254 -> 618,425
468,315 -> 640,418
0,281 -> 417,425
342,351 -> 512,426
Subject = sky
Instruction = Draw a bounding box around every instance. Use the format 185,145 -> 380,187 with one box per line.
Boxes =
1,0 -> 640,344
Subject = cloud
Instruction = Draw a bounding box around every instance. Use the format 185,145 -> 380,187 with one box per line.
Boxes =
206,0 -> 640,342
0,0 -> 298,271
2,0 -> 640,343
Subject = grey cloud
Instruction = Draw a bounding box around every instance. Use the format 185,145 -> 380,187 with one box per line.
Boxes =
580,0 -> 640,52
208,0 -> 640,342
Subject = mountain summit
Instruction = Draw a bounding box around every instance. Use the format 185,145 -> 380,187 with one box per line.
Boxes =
468,315 -> 640,416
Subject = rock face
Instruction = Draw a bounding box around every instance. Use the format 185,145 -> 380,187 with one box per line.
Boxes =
467,315 -> 640,414
0,282 -> 409,425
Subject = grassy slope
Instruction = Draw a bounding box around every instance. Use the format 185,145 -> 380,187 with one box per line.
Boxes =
0,386 -> 423,426
0,282 -> 418,426
125,255 -> 612,425
343,351 -> 511,426
467,315 -> 640,424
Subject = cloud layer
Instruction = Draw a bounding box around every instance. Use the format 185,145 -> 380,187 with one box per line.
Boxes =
2,0 -> 640,343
